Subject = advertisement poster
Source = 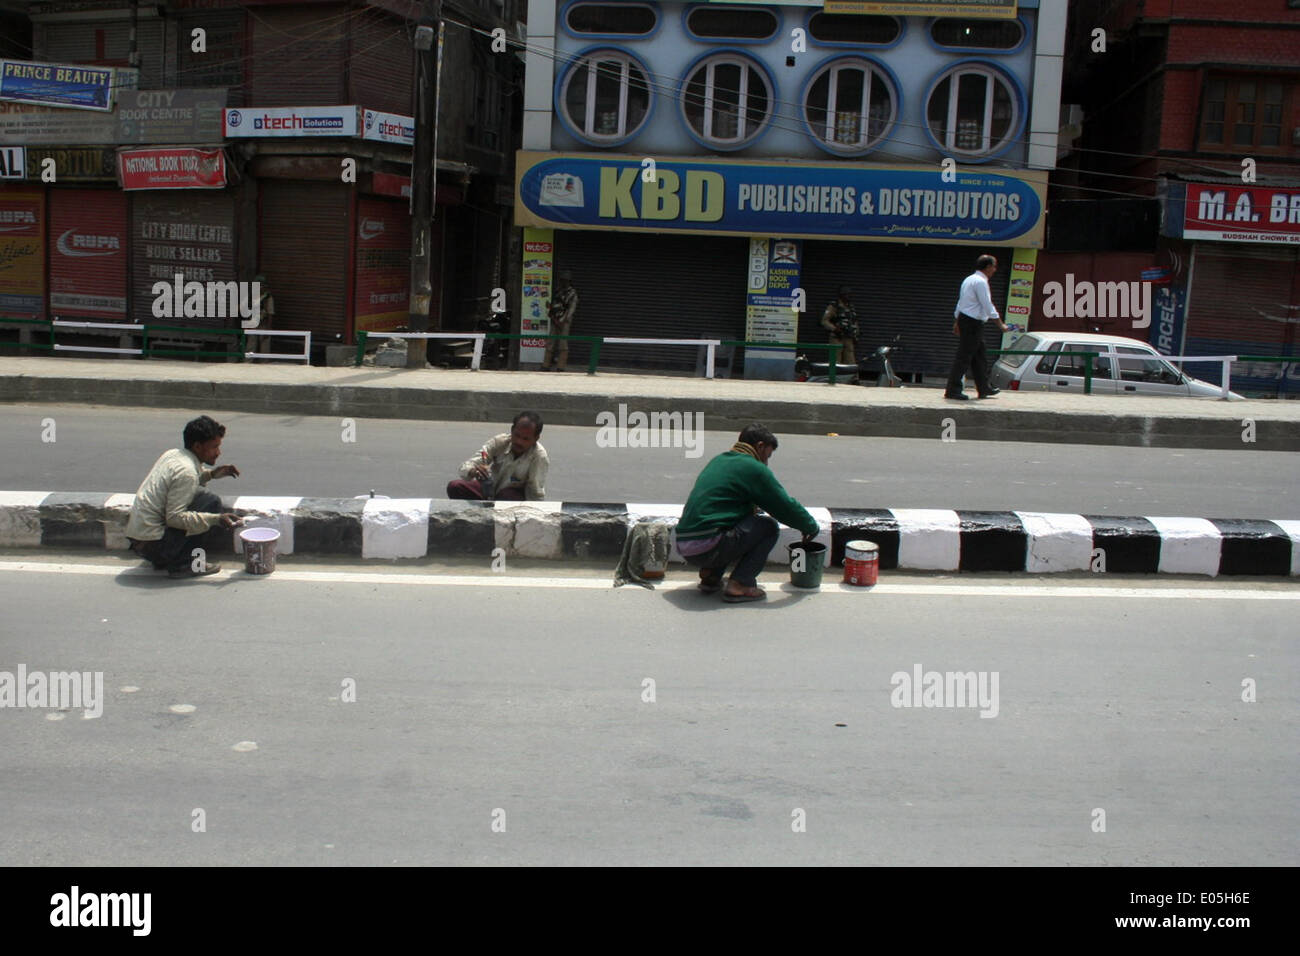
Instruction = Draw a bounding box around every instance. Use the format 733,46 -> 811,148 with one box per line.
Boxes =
1001,246 -> 1037,350
517,152 -> 1046,247
0,188 -> 45,317
520,228 -> 554,363
353,198 -> 411,332
744,237 -> 802,381
118,148 -> 227,190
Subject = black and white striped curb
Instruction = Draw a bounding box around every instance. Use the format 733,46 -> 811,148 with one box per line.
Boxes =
2,492 -> 1297,576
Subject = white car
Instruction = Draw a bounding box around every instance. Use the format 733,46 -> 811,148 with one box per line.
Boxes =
990,332 -> 1243,399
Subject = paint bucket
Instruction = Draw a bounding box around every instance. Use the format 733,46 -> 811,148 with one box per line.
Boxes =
843,540 -> 879,587
787,541 -> 827,590
239,526 -> 280,575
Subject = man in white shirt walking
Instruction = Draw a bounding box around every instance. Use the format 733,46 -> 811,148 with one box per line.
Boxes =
945,254 -> 1010,401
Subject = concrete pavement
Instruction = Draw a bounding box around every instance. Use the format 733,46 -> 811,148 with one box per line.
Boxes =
2,356 -> 1298,450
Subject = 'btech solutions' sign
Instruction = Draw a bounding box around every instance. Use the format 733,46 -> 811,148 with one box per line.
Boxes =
515,152 -> 1045,246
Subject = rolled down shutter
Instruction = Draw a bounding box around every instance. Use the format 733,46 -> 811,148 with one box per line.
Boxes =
259,180 -> 350,341
48,187 -> 128,321
41,19 -> 166,91
554,231 -> 749,372
800,241 -> 1010,378
131,191 -> 238,328
1185,243 -> 1299,396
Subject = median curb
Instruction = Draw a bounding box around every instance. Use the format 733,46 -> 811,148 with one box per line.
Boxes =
2,492 -> 1297,577
2,358 -> 1299,450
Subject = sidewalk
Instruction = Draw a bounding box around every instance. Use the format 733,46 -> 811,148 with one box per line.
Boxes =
2,356 -> 1299,450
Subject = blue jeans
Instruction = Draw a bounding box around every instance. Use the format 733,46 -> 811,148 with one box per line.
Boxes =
682,514 -> 779,587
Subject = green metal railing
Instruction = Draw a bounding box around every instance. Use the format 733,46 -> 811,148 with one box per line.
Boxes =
0,317 -> 246,360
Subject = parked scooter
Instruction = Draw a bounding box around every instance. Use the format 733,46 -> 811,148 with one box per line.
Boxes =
433,308 -> 511,369
795,335 -> 904,386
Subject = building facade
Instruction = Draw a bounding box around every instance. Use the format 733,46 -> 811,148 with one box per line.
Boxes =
516,0 -> 1066,377
0,0 -> 524,359
1060,0 -> 1300,396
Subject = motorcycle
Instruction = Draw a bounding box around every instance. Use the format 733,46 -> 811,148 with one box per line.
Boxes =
432,308 -> 511,369
795,335 -> 904,386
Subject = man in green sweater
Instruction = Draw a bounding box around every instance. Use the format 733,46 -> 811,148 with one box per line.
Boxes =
676,423 -> 820,603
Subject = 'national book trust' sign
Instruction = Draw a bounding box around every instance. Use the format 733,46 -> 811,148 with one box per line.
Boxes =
514,151 -> 1046,247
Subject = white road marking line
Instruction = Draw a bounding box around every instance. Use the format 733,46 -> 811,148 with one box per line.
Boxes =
0,560 -> 1296,599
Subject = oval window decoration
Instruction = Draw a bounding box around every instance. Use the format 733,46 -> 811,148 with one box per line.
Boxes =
566,3 -> 658,37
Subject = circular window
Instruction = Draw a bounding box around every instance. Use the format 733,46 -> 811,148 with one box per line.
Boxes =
803,58 -> 898,154
560,50 -> 653,145
925,64 -> 1021,159
681,53 -> 773,149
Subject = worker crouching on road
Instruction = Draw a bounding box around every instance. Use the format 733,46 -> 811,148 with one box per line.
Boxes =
125,415 -> 243,578
447,411 -> 549,501
676,423 -> 819,603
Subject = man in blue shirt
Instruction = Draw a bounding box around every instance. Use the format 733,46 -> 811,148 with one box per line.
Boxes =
945,254 -> 1010,400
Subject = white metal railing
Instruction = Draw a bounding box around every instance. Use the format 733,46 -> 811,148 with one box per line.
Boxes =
602,337 -> 723,379
1160,353 -> 1237,399
51,319 -> 146,355
245,329 -> 311,363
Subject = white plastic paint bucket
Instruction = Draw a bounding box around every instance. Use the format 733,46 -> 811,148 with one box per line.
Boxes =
239,526 -> 280,575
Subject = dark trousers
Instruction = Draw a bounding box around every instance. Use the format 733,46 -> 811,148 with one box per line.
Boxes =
682,514 -> 779,586
128,490 -> 223,572
445,479 -> 526,501
946,313 -> 994,396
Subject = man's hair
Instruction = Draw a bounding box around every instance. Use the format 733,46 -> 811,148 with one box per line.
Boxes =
183,415 -> 225,449
513,410 -> 543,436
976,254 -> 997,271
838,285 -> 852,297
738,423 -> 777,449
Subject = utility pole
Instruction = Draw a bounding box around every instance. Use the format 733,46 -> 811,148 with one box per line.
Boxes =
407,1 -> 442,368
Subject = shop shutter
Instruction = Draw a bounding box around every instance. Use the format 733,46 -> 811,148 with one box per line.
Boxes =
1185,243 -> 1299,396
349,11 -> 413,115
48,188 -> 128,321
259,180 -> 350,341
800,241 -> 1011,378
42,19 -> 166,91
555,231 -> 749,372
249,5 -> 347,106
130,191 -> 239,328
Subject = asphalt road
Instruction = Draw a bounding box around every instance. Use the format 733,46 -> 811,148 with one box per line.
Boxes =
1,404 -> 1296,517
1,556 -> 1295,866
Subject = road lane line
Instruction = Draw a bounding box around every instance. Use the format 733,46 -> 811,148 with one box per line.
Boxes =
0,561 -> 1297,599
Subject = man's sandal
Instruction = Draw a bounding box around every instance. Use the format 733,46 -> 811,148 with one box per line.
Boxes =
722,585 -> 766,603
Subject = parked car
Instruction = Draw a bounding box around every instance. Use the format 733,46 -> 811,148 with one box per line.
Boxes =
989,332 -> 1244,399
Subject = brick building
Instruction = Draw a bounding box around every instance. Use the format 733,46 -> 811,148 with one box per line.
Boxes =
1055,0 -> 1300,396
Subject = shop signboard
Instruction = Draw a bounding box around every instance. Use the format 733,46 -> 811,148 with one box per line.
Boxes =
516,152 -> 1046,246
1163,180 -> 1300,244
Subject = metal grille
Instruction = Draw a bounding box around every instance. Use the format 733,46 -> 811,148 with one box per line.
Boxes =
258,180 -> 350,340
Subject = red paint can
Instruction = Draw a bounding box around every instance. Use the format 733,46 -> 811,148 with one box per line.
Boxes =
843,540 -> 878,587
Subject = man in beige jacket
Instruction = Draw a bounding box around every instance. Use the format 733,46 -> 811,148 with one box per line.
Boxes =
125,415 -> 242,578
